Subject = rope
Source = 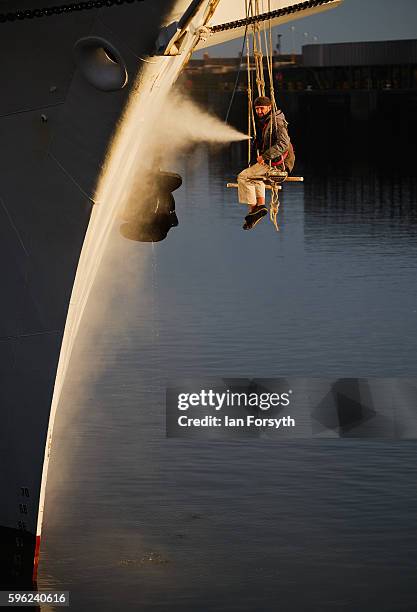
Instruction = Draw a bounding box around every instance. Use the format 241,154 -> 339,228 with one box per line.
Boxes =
264,0 -> 278,167
269,185 -> 280,232
252,2 -> 265,98
245,0 -> 283,231
246,26 -> 253,165
246,8 -> 258,165
224,0 -> 251,124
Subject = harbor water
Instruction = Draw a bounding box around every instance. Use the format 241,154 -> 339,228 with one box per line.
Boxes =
37,142 -> 417,611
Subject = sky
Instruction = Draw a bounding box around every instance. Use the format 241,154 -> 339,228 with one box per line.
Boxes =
195,0 -> 417,57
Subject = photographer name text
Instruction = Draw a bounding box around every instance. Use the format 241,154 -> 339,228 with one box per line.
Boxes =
177,415 -> 295,429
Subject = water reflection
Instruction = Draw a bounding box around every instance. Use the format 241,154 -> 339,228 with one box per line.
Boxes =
37,144 -> 417,612
304,170 -> 417,221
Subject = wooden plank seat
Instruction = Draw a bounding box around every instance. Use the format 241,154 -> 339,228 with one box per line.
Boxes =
227,175 -> 303,190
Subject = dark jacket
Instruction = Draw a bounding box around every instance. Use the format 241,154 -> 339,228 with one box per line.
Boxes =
253,109 -> 295,172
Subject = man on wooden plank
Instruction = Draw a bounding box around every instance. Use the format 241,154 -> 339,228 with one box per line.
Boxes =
237,96 -> 295,230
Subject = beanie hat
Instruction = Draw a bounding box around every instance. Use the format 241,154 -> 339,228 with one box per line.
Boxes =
254,96 -> 272,107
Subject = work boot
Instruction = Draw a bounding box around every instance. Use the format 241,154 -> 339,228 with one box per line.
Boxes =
243,205 -> 267,230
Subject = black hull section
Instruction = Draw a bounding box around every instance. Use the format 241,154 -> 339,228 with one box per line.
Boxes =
0,526 -> 36,587
0,0 -> 179,583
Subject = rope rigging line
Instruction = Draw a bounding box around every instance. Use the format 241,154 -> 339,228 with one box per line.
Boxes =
264,0 -> 279,164
245,0 -> 284,231
223,2 -> 303,231
246,1 -> 259,165
252,1 -> 265,98
265,0 -> 281,231
224,0 -> 252,124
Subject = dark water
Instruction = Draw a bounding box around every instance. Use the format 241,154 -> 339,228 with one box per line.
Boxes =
38,145 -> 417,611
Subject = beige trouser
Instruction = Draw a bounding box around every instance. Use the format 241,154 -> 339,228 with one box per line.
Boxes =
237,163 -> 270,206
